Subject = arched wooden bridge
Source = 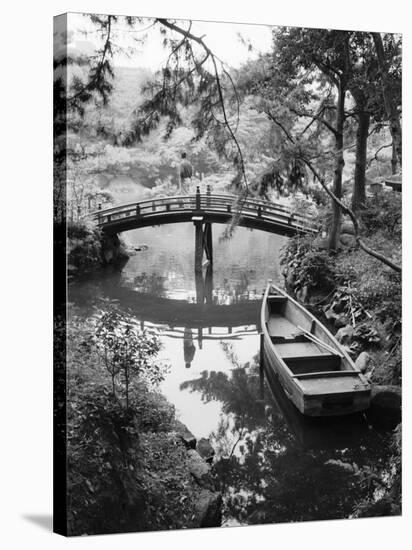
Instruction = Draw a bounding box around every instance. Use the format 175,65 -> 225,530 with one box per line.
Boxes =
92,189 -> 318,236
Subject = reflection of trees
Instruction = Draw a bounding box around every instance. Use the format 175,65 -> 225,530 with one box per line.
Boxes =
180,352 -> 395,525
180,362 -> 265,433
213,274 -> 259,305
133,272 -> 166,297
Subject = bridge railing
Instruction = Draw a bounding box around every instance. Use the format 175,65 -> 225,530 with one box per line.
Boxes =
90,192 -> 319,232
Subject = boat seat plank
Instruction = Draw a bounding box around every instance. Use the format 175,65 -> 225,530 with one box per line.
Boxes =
267,314 -> 297,338
285,353 -> 341,374
268,295 -> 288,304
274,341 -> 329,358
297,375 -> 368,395
292,371 -> 360,379
271,335 -> 307,344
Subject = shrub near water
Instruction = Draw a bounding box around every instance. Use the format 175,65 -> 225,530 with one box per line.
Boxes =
67,309 -> 174,535
281,236 -> 336,294
67,221 -> 103,275
67,384 -> 146,535
360,193 -> 402,240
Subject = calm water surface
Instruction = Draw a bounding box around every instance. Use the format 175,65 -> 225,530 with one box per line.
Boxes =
71,222 -> 395,526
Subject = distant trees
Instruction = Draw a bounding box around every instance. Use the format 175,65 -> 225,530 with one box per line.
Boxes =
54,15 -> 401,271
232,28 -> 401,270
265,28 -> 401,242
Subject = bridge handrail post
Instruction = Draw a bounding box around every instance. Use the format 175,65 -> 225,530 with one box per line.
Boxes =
196,186 -> 201,210
206,184 -> 211,207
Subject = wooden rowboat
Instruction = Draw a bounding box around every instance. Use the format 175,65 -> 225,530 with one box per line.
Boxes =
261,282 -> 371,416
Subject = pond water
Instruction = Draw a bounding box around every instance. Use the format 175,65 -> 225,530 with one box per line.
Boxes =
70,221 -> 395,526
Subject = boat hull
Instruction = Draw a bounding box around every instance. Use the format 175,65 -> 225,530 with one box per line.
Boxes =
261,284 -> 371,417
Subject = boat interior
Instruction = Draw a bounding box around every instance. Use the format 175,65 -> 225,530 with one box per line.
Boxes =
266,294 -> 347,377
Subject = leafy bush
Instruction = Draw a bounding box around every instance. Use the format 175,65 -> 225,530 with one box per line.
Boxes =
308,185 -> 329,206
132,382 -> 176,432
92,309 -> 169,406
353,424 -> 401,518
67,383 -> 147,535
360,193 -> 401,240
281,236 -> 336,292
335,250 -> 401,337
67,221 -> 103,275
66,312 -> 174,535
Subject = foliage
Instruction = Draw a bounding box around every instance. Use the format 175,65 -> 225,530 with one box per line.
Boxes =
335,248 -> 401,337
67,221 -> 103,276
66,311 -> 194,535
67,383 -> 146,535
353,423 -> 401,518
280,235 -> 336,293
132,383 -> 175,433
360,193 -> 402,240
93,309 -> 167,406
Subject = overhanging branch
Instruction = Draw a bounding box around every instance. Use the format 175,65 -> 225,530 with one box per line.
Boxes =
267,112 -> 401,273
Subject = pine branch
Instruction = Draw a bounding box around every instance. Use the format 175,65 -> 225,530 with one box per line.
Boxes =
67,15 -> 114,106
366,142 -> 393,170
289,106 -> 339,137
156,18 -> 248,192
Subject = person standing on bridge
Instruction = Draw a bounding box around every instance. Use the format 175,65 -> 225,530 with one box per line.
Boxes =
179,151 -> 193,194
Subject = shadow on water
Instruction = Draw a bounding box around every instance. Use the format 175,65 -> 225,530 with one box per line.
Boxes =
180,350 -> 395,526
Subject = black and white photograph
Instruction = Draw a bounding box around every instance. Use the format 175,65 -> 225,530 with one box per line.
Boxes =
52,10 -> 404,537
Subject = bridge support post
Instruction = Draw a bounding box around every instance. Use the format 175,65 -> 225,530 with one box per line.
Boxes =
194,221 -> 203,274
204,262 -> 213,305
194,219 -> 214,305
203,222 -> 213,264
194,221 -> 213,271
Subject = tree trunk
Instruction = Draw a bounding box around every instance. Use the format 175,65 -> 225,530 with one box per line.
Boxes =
328,83 -> 346,250
391,144 -> 398,175
372,32 -> 402,171
352,109 -> 370,211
